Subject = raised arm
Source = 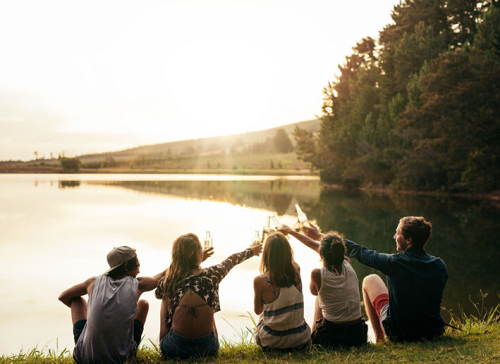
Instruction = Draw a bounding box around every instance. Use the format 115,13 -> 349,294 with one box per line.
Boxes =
344,240 -> 394,276
58,276 -> 96,307
278,224 -> 321,253
207,244 -> 262,281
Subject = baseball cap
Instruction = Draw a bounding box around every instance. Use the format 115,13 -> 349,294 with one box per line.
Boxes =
105,246 -> 137,274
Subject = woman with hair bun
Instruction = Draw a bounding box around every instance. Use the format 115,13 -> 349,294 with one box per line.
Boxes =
253,232 -> 311,351
279,225 -> 367,348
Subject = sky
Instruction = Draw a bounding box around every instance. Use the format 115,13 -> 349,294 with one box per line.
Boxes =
0,0 -> 400,161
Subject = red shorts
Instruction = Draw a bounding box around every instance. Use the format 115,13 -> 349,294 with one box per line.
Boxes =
372,293 -> 389,319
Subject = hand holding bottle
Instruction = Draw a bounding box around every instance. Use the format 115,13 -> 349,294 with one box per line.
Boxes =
202,247 -> 214,262
302,222 -> 323,241
277,224 -> 294,236
250,243 -> 263,256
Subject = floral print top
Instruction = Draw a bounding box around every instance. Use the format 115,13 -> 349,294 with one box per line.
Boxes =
155,248 -> 254,330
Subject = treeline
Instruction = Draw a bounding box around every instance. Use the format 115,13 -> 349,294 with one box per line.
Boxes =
294,0 -> 500,193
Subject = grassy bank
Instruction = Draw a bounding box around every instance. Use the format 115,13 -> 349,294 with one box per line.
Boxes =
3,312 -> 499,364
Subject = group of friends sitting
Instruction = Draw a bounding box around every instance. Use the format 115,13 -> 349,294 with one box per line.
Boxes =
59,215 -> 448,363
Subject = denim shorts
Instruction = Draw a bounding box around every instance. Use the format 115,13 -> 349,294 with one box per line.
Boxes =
160,329 -> 219,360
73,319 -> 144,345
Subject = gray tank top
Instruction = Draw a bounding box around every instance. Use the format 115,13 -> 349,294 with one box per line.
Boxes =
73,274 -> 138,364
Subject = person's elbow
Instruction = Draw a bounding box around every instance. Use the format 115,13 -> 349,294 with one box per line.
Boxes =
57,293 -> 65,304
254,305 -> 263,315
58,292 -> 72,307
253,297 -> 263,315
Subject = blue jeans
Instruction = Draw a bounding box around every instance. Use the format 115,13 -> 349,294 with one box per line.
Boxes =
160,329 -> 219,359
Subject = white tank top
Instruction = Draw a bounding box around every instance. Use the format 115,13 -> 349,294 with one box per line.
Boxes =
73,274 -> 138,364
318,261 -> 361,323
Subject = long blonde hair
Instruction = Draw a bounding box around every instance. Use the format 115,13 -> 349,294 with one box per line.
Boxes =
163,233 -> 202,300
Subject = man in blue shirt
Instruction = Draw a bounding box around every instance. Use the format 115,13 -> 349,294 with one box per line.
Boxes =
303,216 -> 447,343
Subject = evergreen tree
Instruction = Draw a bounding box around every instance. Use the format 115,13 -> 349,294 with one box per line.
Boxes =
272,129 -> 294,153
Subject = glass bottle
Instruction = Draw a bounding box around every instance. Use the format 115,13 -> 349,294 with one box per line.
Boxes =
271,215 -> 281,230
204,231 -> 213,249
252,230 -> 261,246
272,214 -> 289,239
262,216 -> 273,241
295,204 -> 308,224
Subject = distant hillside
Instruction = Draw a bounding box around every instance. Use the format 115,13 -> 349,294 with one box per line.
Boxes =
77,119 -> 320,164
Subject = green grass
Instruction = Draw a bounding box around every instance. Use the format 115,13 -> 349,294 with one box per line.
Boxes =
2,306 -> 499,364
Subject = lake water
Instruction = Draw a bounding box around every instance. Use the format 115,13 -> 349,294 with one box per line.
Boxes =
1,174 -> 499,356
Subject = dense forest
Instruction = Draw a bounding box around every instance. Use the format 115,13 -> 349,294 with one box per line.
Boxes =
294,0 -> 500,193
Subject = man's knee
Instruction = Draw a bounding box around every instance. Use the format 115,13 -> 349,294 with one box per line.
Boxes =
362,274 -> 387,299
70,296 -> 86,307
362,274 -> 383,289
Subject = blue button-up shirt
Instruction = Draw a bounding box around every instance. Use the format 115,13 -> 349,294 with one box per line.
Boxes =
345,240 -> 448,341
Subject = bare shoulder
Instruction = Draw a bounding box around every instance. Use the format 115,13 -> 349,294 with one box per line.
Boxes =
254,274 -> 270,291
86,276 -> 97,294
254,274 -> 266,285
86,276 -> 97,284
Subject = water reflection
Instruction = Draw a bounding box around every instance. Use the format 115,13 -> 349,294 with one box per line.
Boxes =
59,181 -> 80,188
88,180 -> 320,216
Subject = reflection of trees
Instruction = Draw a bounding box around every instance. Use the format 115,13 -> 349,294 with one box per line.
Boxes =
89,180 -> 320,216
304,188 -> 500,317
58,181 -> 81,188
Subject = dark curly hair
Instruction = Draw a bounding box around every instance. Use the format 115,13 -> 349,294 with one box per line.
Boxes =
320,232 -> 346,272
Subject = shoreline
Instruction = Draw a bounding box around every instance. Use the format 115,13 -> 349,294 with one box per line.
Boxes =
322,183 -> 500,203
2,166 -> 499,203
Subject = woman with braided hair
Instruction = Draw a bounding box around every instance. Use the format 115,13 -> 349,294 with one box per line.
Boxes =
279,225 -> 367,348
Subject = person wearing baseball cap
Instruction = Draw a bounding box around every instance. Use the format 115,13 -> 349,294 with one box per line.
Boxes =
58,246 -> 168,364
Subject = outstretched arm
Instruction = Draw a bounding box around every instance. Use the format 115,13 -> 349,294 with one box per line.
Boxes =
344,240 -> 394,276
208,244 -> 262,281
278,224 -> 321,253
138,269 -> 167,296
58,277 -> 96,307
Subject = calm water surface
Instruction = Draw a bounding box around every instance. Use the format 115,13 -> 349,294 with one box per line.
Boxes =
0,174 -> 499,355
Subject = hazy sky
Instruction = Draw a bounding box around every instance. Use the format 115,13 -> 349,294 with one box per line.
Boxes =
0,0 -> 400,161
